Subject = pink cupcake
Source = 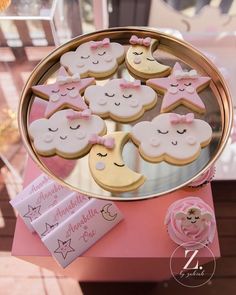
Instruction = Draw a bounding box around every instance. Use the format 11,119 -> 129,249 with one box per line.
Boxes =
188,166 -> 216,188
165,197 -> 216,250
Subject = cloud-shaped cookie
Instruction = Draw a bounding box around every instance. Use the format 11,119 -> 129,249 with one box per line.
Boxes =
84,79 -> 157,122
60,38 -> 125,78
131,113 -> 212,165
28,109 -> 106,159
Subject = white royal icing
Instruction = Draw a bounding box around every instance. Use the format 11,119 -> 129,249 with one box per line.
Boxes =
60,39 -> 125,78
84,78 -> 157,121
28,109 -> 106,158
131,113 -> 212,163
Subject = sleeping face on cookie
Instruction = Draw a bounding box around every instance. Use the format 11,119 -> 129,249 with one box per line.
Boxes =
60,38 -> 125,77
28,109 -> 106,158
175,207 -> 213,229
131,113 -> 212,164
84,79 -> 157,122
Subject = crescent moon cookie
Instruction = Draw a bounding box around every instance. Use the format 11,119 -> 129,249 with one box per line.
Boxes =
60,38 -> 125,78
28,109 -> 106,159
147,62 -> 211,114
84,78 -> 157,122
131,113 -> 212,165
125,35 -> 171,80
32,67 -> 95,118
89,132 -> 146,192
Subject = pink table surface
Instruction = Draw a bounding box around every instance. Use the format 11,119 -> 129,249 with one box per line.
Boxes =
11,157 -> 220,281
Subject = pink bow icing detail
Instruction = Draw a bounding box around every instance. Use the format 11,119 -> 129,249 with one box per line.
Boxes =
129,35 -> 151,47
89,134 -> 115,149
90,38 -> 110,49
120,79 -> 141,89
66,109 -> 91,120
170,113 -> 195,124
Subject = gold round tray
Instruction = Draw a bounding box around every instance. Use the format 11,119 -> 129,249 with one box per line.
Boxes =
19,27 -> 233,201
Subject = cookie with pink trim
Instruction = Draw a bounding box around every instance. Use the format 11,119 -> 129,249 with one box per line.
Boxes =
164,196 -> 216,250
131,113 -> 212,165
28,109 -> 106,159
60,38 -> 125,78
147,62 -> 211,113
125,35 -> 170,80
32,67 -> 95,118
84,78 -> 157,122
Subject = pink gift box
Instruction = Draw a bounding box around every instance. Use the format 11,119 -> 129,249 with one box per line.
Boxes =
12,157 -> 220,281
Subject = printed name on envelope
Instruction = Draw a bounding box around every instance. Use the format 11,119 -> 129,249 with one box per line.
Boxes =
10,173 -> 52,206
42,199 -> 123,268
32,192 -> 89,237
13,181 -> 71,231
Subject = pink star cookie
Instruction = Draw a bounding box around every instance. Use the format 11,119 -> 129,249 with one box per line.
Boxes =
147,62 -> 211,114
32,67 -> 95,118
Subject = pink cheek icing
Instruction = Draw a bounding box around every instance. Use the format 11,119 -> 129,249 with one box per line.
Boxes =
133,56 -> 142,64
43,133 -> 54,143
103,54 -> 113,63
186,136 -> 197,145
168,87 -> 178,94
164,196 -> 216,250
69,89 -> 79,98
150,137 -> 161,147
98,98 -> 107,105
96,161 -> 106,170
50,94 -> 60,102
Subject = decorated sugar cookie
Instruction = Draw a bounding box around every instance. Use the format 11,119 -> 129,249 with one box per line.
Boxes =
125,35 -> 170,80
164,196 -> 216,250
131,113 -> 212,165
84,78 -> 157,122
28,109 -> 106,159
32,67 -> 95,118
60,38 -> 125,78
89,132 -> 146,192
147,62 -> 211,113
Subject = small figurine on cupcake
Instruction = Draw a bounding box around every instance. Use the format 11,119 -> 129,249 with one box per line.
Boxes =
165,196 -> 216,250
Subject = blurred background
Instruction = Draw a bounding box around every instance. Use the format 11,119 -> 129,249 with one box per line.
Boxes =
0,0 -> 236,294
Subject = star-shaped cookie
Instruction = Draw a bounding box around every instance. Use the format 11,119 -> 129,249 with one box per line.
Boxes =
54,239 -> 75,259
147,62 -> 211,113
32,67 -> 95,118
23,205 -> 41,222
41,222 -> 59,237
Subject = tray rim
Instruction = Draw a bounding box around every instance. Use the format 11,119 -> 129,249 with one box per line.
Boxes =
18,26 -> 233,201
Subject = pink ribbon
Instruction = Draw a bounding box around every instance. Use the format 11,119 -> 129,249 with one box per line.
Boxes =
66,109 -> 91,120
90,38 -> 110,49
129,35 -> 151,47
89,134 -> 115,149
169,113 -> 194,124
120,79 -> 141,89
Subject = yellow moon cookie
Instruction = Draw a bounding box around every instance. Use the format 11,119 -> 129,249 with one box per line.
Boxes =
125,35 -> 171,80
89,132 -> 146,192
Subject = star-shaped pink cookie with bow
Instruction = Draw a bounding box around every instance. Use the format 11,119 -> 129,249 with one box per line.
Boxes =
147,62 -> 211,113
32,67 -> 95,118
54,239 -> 75,259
